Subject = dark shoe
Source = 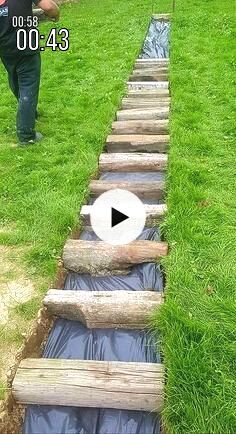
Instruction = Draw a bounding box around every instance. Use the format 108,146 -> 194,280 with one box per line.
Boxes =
19,132 -> 43,146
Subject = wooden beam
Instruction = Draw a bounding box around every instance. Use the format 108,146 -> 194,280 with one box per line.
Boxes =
136,58 -> 169,63
112,120 -> 168,135
133,67 -> 168,75
63,240 -> 168,275
89,180 -> 165,200
121,98 -> 170,110
80,203 -> 167,226
44,289 -> 163,328
128,89 -> 169,98
106,134 -> 169,153
152,13 -> 171,21
13,359 -> 164,412
145,203 -> 167,224
99,153 -> 167,172
135,59 -> 169,69
129,73 -> 168,82
116,107 -> 169,121
128,81 -> 169,90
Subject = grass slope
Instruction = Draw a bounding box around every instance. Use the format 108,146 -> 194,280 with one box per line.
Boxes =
153,0 -> 236,432
0,0 -> 159,278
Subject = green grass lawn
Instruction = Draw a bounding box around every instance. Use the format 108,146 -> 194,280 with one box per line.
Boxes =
152,0 -> 236,432
0,0 -> 163,279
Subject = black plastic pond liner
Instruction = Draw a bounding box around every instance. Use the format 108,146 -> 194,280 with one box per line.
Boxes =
23,228 -> 163,434
23,18 -> 168,434
140,18 -> 170,59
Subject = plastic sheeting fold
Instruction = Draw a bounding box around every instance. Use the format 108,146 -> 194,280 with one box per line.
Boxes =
23,228 -> 163,434
140,18 -> 170,59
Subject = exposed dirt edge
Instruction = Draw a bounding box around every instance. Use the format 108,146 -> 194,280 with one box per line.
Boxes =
0,307 -> 54,434
0,260 -> 66,434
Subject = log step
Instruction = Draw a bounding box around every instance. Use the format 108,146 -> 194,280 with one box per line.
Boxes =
133,67 -> 168,75
89,180 -> 165,200
128,89 -> 169,98
128,81 -> 169,90
135,59 -> 169,69
129,73 -> 168,82
12,358 -> 164,412
117,107 -> 169,121
44,289 -> 163,329
63,240 -> 168,275
99,153 -> 167,172
80,203 -> 167,226
121,98 -> 170,110
112,120 -> 168,135
152,13 -> 171,21
106,134 -> 169,153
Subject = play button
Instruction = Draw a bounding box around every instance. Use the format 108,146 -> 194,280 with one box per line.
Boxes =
112,207 -> 129,228
90,189 -> 146,245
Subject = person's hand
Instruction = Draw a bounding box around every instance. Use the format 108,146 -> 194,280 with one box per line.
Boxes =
37,0 -> 60,22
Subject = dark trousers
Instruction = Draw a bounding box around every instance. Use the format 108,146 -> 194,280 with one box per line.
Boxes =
0,53 -> 41,142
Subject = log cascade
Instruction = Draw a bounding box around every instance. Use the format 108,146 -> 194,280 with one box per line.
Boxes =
12,14 -> 170,417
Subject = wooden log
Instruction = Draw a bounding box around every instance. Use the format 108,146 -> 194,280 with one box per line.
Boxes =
135,59 -> 169,69
33,8 -> 47,20
99,153 -> 167,172
152,13 -> 171,21
129,73 -> 168,82
44,289 -> 163,328
117,107 -> 169,121
133,67 -> 168,75
13,359 -> 164,412
128,89 -> 169,98
128,81 -> 169,90
106,134 -> 169,153
63,240 -> 168,275
112,120 -> 168,135
145,203 -> 167,224
80,203 -> 167,226
89,180 -> 165,200
121,98 -> 170,110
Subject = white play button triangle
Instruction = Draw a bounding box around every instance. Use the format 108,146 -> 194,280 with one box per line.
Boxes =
90,189 -> 146,245
111,207 -> 129,228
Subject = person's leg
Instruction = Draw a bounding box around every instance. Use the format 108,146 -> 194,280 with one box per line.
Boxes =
0,54 -> 19,99
16,53 -> 41,143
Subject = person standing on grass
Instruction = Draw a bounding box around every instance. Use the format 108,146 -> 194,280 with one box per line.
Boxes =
0,0 -> 60,145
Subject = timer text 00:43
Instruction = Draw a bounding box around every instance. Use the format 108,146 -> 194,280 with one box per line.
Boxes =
16,28 -> 70,52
